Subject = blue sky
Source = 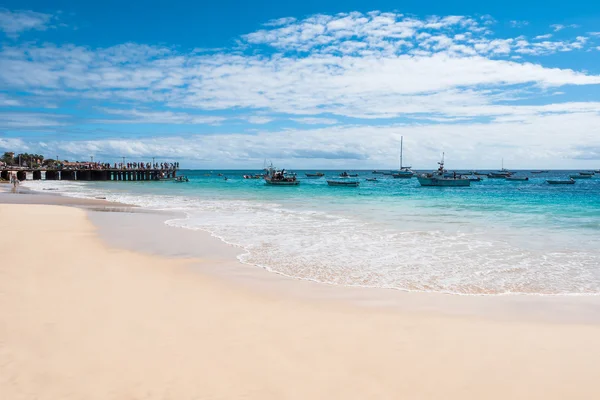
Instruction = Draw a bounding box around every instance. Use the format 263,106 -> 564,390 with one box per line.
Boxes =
1,1 -> 600,168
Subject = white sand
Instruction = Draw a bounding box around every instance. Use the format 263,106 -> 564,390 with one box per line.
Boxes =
1,203 -> 600,400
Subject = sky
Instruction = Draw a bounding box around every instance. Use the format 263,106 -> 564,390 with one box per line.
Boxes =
1,0 -> 600,169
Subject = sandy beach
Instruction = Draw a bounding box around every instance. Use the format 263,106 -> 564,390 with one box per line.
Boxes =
2,202 -> 600,399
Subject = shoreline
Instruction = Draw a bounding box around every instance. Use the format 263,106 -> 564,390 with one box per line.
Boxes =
5,185 -> 600,324
2,202 -> 600,399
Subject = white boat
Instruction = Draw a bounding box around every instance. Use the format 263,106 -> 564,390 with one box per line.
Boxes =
417,154 -> 471,187
327,180 -> 359,187
264,163 -> 300,186
547,179 -> 575,185
489,159 -> 513,178
569,174 -> 591,180
392,136 -> 414,178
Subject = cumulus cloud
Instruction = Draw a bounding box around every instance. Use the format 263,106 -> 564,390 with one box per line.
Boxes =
8,109 -> 600,168
0,8 -> 53,38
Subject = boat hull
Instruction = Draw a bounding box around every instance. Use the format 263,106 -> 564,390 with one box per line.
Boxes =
569,175 -> 591,179
392,173 -> 413,178
265,179 -> 300,186
327,180 -> 359,187
547,180 -> 575,185
417,177 -> 471,187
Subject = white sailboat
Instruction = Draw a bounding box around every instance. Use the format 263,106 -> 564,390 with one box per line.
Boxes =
392,136 -> 414,178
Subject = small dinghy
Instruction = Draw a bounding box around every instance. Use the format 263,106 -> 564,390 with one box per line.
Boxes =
547,179 -> 575,185
365,177 -> 378,182
569,174 -> 591,179
506,176 -> 528,181
327,180 -> 359,187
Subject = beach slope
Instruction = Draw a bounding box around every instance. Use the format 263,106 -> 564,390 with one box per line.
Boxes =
1,204 -> 599,400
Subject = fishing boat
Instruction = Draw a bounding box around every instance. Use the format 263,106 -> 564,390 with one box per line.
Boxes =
305,172 -> 325,178
569,174 -> 591,179
327,180 -> 359,187
365,177 -> 378,182
372,170 -> 384,174
417,154 -> 471,187
506,176 -> 529,181
264,164 -> 300,186
531,170 -> 549,174
547,179 -> 575,185
174,176 -> 189,182
339,171 -> 358,178
243,174 -> 263,179
579,172 -> 595,176
392,136 -> 414,178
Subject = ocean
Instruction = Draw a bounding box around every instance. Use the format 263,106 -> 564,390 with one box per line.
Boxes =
25,169 -> 600,296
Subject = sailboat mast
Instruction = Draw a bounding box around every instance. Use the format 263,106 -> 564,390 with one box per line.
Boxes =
400,136 -> 403,170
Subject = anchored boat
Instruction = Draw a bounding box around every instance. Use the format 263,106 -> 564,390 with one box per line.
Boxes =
305,172 -> 325,178
264,164 -> 300,186
417,154 -> 471,187
327,180 -> 359,187
506,176 -> 529,181
569,174 -> 591,180
392,136 -> 414,178
547,179 -> 575,185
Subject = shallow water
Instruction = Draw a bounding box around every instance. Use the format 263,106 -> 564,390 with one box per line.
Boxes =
25,169 -> 600,295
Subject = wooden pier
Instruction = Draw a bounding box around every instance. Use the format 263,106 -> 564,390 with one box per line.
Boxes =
0,168 -> 177,182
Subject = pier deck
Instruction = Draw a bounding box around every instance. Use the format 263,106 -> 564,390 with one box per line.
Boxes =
0,168 -> 177,182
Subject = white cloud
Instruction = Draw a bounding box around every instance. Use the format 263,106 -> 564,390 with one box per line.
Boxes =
1,11 -> 600,168
509,20 -> 529,28
0,8 -> 53,38
98,109 -> 226,125
244,116 -> 274,124
551,24 -> 579,32
9,111 -> 600,168
290,117 -> 338,125
0,93 -> 22,106
0,112 -> 67,128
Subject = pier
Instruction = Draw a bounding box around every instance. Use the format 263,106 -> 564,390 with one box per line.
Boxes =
0,168 -> 178,182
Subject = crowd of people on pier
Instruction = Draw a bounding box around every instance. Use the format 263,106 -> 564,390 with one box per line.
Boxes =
61,161 -> 180,171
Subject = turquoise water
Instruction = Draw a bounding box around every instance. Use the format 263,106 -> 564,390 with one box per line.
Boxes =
27,170 -> 600,295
